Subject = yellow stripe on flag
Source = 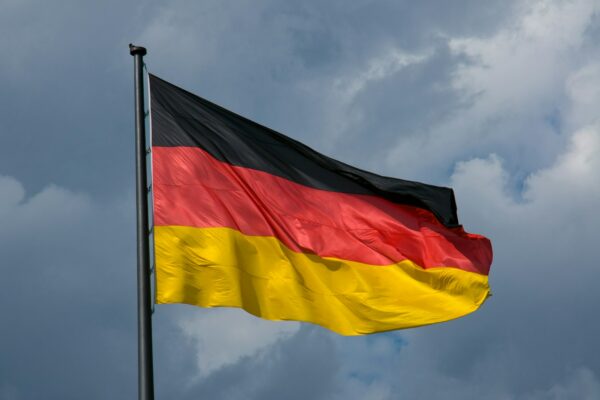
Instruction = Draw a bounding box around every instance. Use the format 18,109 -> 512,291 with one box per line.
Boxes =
155,225 -> 490,335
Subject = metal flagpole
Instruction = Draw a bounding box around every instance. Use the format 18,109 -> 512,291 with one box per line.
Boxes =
129,44 -> 155,400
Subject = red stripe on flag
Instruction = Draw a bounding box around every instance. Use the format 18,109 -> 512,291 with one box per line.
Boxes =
152,146 -> 492,274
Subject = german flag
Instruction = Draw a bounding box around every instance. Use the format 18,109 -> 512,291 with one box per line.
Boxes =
149,74 -> 492,335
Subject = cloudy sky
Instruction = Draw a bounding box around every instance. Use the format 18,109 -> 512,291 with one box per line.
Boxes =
2,0 -> 600,399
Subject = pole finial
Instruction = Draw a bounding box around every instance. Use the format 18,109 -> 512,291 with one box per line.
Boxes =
129,44 -> 147,56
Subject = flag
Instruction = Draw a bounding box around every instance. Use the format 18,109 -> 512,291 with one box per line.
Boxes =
149,74 -> 492,335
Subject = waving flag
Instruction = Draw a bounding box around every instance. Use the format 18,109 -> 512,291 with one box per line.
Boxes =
149,74 -> 492,335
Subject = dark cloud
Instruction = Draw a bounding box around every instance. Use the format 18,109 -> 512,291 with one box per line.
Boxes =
0,179 -> 137,399
0,0 -> 152,198
173,327 -> 338,400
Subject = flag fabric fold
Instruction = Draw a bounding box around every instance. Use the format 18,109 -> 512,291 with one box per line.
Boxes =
149,74 -> 492,335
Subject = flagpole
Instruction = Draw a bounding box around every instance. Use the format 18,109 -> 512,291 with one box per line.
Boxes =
129,44 -> 155,400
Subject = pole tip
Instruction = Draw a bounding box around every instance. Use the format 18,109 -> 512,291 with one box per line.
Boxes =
129,44 -> 147,56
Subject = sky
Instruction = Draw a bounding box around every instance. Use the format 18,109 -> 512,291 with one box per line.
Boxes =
1,0 -> 600,399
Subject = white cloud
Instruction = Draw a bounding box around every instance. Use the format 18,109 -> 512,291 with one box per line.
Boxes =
450,0 -> 593,108
565,63 -> 600,129
385,0 -> 599,181
320,47 -> 432,144
334,49 -> 431,102
451,124 -> 600,238
0,175 -> 25,213
523,126 -> 600,201
0,175 -> 92,235
177,308 -> 299,378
